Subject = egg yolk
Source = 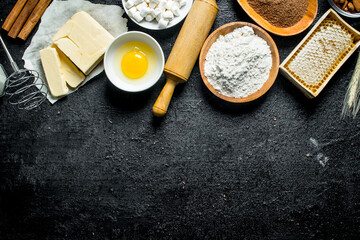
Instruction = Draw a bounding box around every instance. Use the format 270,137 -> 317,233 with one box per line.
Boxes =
121,47 -> 148,79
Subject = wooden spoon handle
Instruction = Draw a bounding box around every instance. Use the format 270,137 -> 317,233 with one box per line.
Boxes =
152,78 -> 178,117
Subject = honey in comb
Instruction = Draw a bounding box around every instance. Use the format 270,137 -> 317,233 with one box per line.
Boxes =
284,15 -> 356,95
279,9 -> 360,99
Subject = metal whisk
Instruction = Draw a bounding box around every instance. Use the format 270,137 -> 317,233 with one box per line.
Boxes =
0,35 -> 48,110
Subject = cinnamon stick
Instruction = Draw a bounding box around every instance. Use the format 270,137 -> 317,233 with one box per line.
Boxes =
8,0 -> 40,39
18,0 -> 52,40
2,0 -> 28,31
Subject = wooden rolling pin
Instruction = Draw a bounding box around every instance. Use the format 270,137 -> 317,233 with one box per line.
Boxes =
152,0 -> 218,117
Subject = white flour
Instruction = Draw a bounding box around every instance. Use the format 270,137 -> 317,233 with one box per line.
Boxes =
204,26 -> 272,98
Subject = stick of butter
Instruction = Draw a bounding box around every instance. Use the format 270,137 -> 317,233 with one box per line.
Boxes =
40,45 -> 85,98
56,46 -> 85,89
52,11 -> 114,75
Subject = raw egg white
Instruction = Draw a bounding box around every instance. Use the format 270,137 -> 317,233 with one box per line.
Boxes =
114,41 -> 157,85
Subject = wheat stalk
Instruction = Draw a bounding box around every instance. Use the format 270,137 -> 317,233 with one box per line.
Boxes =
342,51 -> 360,119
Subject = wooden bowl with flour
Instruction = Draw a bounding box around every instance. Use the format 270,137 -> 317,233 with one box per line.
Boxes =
199,22 -> 279,103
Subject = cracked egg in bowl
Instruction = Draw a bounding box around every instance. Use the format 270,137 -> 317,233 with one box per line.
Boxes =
104,31 -> 165,92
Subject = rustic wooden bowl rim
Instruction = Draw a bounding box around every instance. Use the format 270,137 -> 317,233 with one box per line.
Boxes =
199,22 -> 280,104
237,0 -> 318,36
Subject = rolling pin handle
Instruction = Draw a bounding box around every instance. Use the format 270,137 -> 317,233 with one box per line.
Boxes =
152,78 -> 178,117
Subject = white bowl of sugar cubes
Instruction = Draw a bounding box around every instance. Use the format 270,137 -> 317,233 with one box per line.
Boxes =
122,0 -> 192,30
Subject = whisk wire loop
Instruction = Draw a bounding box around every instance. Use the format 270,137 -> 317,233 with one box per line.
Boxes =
5,69 -> 48,110
1,35 -> 48,110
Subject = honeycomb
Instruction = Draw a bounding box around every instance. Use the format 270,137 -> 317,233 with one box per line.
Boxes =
284,15 -> 357,94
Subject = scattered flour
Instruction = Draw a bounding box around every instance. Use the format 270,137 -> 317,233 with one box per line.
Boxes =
309,137 -> 330,167
309,137 -> 319,148
204,26 -> 272,98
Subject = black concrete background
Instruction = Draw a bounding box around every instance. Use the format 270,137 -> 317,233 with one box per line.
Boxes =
1,0 -> 360,239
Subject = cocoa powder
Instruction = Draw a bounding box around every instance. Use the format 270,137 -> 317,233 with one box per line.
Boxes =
246,0 -> 309,28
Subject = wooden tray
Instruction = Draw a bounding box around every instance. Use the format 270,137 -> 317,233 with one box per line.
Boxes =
280,9 -> 360,99
237,0 -> 318,36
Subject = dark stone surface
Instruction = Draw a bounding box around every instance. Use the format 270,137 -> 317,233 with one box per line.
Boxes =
1,0 -> 360,239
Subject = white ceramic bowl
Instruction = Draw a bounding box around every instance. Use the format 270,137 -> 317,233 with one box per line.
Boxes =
104,31 -> 165,92
122,0 -> 193,30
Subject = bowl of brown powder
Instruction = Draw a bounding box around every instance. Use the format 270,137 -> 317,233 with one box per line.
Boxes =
237,0 -> 318,36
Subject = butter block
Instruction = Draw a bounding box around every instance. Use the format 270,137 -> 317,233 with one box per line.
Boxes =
40,45 -> 85,98
52,11 -> 114,75
40,46 -> 69,98
56,46 -> 85,88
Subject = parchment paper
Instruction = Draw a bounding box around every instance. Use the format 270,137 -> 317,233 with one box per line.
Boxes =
23,0 -> 128,104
